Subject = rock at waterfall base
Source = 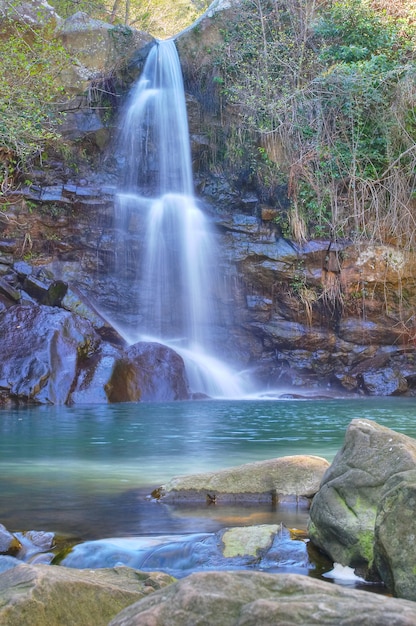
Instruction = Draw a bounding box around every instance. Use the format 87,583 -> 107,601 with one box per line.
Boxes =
0,304 -> 100,404
105,342 -> 190,402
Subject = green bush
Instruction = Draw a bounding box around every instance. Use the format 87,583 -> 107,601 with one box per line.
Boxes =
0,20 -> 69,188
213,0 -> 416,245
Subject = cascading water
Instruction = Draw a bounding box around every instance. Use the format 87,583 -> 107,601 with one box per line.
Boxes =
114,39 -> 244,398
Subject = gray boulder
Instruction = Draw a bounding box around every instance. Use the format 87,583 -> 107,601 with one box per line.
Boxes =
308,419 -> 416,579
69,342 -> 122,404
374,470 -> 416,600
153,455 -> 330,503
109,570 -> 416,626
57,12 -> 152,82
0,562 -> 174,626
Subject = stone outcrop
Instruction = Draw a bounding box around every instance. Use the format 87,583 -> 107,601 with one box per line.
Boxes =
152,455 -> 330,503
0,301 -> 189,405
0,561 -> 174,626
55,12 -> 153,146
0,1 -> 415,397
308,419 -> 416,598
0,304 -> 100,404
109,570 -> 416,626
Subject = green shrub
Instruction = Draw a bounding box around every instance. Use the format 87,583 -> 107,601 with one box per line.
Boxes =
0,19 -> 70,187
212,0 -> 416,246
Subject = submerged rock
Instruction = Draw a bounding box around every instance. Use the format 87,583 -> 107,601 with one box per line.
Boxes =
55,523 -> 313,578
153,455 -> 330,503
109,570 -> 416,626
308,419 -> 416,595
220,524 -> 280,558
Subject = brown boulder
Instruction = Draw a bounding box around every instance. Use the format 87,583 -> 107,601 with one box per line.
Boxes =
105,341 -> 190,402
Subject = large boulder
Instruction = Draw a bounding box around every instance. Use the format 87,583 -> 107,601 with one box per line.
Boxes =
0,304 -> 100,404
153,455 -> 330,503
308,419 -> 416,580
105,342 -> 190,402
109,570 -> 416,626
57,12 -> 152,81
0,562 -> 174,626
0,0 -> 59,25
374,470 -> 416,600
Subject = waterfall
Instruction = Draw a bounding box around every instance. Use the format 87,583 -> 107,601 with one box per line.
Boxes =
114,39 -> 244,398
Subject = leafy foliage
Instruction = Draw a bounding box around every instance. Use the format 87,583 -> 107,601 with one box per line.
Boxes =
0,19 -> 69,189
213,0 -> 416,247
51,0 -> 211,37
0,0 -> 210,192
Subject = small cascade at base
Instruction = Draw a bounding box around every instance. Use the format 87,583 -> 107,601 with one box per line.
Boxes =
113,39 -> 247,398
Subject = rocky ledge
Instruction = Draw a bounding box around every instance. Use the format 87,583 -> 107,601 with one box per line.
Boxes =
151,454 -> 330,504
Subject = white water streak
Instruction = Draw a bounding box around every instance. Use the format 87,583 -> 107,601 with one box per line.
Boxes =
115,40 -> 245,397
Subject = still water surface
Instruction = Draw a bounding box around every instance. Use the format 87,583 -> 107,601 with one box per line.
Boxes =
1,397 -> 415,539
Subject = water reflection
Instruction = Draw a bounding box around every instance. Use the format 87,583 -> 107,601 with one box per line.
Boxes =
1,398 -> 416,538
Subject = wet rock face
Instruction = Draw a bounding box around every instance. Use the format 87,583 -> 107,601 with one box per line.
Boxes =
3,191 -> 416,397
0,304 -> 100,404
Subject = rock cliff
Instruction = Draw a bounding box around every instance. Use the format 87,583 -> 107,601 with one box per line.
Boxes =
0,0 -> 415,402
